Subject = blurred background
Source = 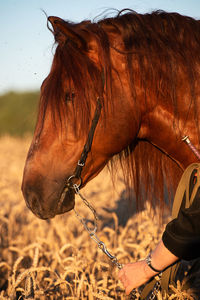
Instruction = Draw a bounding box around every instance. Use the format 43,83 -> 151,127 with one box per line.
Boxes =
1,0 -> 200,136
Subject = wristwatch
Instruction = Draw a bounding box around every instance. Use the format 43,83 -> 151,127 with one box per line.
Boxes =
145,253 -> 162,273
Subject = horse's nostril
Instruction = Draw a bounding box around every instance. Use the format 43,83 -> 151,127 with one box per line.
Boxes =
24,187 -> 42,216
30,194 -> 41,211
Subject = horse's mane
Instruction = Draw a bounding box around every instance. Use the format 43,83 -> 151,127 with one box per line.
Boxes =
40,10 -> 200,212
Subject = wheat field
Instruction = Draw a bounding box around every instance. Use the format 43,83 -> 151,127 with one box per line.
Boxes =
0,136 -> 199,299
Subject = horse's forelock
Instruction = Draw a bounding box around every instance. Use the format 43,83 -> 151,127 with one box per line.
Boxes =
38,31 -> 105,136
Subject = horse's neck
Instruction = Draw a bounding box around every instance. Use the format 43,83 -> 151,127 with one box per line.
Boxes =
138,104 -> 200,169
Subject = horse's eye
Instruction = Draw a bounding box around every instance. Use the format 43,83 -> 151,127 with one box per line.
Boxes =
65,91 -> 75,102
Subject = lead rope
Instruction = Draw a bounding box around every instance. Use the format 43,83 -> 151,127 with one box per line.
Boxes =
72,183 -> 161,300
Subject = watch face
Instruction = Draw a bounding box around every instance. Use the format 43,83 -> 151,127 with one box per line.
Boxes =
146,254 -> 151,265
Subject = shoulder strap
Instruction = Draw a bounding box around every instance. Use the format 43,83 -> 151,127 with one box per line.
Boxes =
172,163 -> 200,218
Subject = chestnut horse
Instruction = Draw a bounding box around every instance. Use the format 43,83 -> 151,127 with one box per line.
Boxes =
22,10 -> 200,220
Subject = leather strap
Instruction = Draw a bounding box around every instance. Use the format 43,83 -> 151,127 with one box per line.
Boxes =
73,98 -> 102,182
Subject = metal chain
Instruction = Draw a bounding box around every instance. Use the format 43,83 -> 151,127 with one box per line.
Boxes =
73,183 -> 124,270
73,183 -> 98,234
149,273 -> 162,300
72,183 -> 161,300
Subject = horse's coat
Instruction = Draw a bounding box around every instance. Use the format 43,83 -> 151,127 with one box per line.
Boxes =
22,10 -> 200,219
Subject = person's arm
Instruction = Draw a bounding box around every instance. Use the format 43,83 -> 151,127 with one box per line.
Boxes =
118,240 -> 178,295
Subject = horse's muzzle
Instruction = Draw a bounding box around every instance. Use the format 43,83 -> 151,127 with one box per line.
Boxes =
22,180 -> 75,219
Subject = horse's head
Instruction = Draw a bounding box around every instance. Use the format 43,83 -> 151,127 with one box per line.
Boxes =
22,16 -> 138,219
22,11 -> 200,219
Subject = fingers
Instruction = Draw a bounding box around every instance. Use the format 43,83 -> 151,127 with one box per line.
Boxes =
118,266 -> 128,284
118,266 -> 132,295
118,267 -> 124,280
118,261 -> 147,295
126,284 -> 135,295
119,261 -> 159,295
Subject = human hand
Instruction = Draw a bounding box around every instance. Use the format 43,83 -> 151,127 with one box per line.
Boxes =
118,260 -> 157,295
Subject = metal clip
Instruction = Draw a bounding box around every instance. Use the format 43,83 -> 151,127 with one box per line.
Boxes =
78,160 -> 85,167
98,241 -> 116,260
182,135 -> 200,160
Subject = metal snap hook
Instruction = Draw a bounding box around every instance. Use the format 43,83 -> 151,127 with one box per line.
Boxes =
98,241 -> 116,260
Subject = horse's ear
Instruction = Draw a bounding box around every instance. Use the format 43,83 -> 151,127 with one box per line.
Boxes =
48,16 -> 100,67
48,16 -> 87,49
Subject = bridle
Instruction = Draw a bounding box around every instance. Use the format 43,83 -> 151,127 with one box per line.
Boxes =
66,66 -> 105,189
66,96 -> 102,189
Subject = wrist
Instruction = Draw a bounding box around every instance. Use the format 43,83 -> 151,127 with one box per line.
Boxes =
143,253 -> 163,279
145,253 -> 163,273
143,261 -> 157,279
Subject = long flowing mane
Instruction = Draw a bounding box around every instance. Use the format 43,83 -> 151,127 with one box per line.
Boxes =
40,10 -> 200,211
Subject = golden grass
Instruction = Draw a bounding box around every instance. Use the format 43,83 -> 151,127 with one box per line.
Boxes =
0,136 -> 199,299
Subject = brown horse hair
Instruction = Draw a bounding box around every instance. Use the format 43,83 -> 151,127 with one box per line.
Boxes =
39,10 -> 200,213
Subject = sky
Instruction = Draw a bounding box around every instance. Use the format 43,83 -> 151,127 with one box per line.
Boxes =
1,0 -> 200,95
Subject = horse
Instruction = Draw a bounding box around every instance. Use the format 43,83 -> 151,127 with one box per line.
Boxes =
22,9 -> 200,220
